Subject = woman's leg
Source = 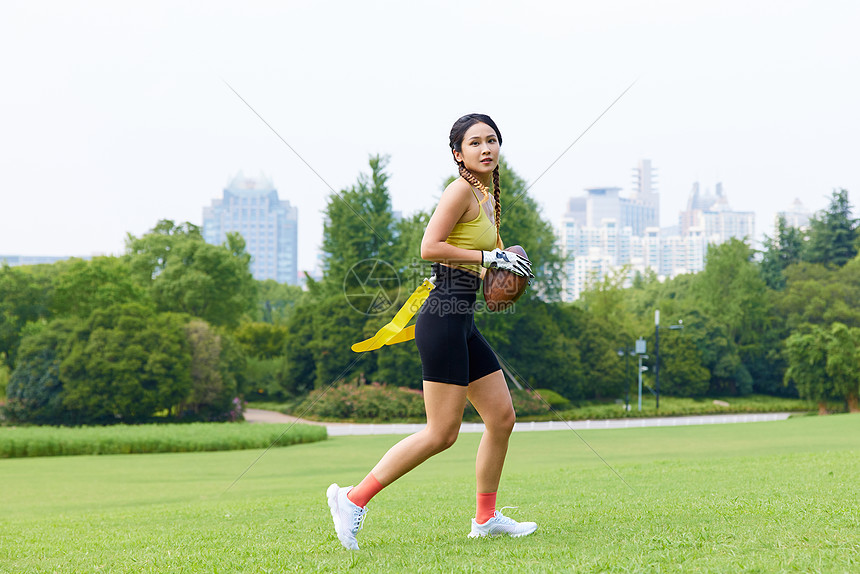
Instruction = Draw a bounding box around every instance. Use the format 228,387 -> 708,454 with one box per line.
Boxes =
367,381 -> 468,486
466,370 -> 516,495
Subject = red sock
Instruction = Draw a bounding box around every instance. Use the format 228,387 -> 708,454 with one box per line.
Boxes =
476,492 -> 497,524
347,473 -> 384,508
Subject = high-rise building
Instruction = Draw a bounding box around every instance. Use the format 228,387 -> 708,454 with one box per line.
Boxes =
679,181 -> 754,244
557,164 -> 754,301
778,198 -> 812,230
203,172 -> 298,285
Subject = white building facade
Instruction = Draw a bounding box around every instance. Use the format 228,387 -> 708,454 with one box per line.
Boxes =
203,172 -> 299,285
558,162 -> 754,301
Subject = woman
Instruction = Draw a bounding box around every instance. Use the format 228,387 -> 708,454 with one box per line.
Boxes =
327,114 -> 535,550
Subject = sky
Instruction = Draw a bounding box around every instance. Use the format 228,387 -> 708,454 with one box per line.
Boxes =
2,1 -> 858,275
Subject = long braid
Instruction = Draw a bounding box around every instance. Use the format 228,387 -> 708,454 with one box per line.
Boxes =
492,166 -> 502,247
457,163 -> 490,203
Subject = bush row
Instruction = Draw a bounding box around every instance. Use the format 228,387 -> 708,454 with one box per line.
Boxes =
292,383 -> 551,422
0,421 -> 326,458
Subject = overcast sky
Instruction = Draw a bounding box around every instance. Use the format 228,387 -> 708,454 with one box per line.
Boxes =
2,1 -> 858,273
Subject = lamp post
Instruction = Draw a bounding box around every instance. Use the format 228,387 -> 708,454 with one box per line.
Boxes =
638,354 -> 649,411
617,344 -> 633,411
654,310 -> 684,410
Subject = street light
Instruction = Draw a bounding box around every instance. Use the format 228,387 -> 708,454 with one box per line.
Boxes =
654,310 -> 684,410
618,337 -> 648,411
638,354 -> 649,411
617,345 -> 634,411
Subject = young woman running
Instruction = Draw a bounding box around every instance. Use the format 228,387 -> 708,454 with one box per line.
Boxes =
327,113 -> 535,550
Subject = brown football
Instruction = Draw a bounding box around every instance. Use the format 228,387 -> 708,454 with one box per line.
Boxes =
482,245 -> 530,312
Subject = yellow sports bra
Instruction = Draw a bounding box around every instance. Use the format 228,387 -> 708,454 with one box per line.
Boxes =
445,186 -> 499,274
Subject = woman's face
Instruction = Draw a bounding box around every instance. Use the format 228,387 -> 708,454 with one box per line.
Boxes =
453,122 -> 500,176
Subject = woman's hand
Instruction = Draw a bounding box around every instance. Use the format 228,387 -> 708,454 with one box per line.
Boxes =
481,249 -> 534,278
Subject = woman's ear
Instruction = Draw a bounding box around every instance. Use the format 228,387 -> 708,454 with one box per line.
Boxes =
452,150 -> 463,163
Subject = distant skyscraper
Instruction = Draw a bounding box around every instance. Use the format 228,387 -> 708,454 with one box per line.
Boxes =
778,198 -> 812,230
679,181 -> 755,244
558,160 -> 662,301
203,172 -> 298,285
557,164 -> 756,301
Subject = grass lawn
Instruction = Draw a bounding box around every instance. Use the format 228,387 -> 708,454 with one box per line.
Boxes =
1,414 -> 858,573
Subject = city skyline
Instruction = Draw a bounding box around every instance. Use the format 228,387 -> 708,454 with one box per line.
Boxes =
2,2 -> 857,273
2,160 -> 813,280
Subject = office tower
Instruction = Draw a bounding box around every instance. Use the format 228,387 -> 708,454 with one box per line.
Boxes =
679,181 -> 754,244
203,172 -> 298,285
778,198 -> 812,230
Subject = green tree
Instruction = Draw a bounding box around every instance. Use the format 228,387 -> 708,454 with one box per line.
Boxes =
125,220 -> 204,282
282,302 -> 318,395
182,319 -> 242,419
126,220 -> 256,328
50,256 -> 147,319
777,259 -> 860,330
760,214 -> 805,290
321,155 -> 396,287
234,322 -> 289,359
804,188 -> 858,267
60,304 -> 192,423
657,336 -> 711,397
4,319 -> 77,424
692,239 -> 772,395
307,293 -> 367,390
824,322 -> 860,413
0,352 -> 9,399
256,279 -> 305,325
0,265 -> 50,368
784,326 -> 831,415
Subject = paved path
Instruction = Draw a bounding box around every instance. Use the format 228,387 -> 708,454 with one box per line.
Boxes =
244,408 -> 794,436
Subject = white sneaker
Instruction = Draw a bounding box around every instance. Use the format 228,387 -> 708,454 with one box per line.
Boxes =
468,508 -> 537,538
326,483 -> 366,550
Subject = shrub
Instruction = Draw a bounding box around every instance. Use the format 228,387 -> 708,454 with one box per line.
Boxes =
462,389 -> 550,420
534,388 -> 571,408
294,383 -> 426,421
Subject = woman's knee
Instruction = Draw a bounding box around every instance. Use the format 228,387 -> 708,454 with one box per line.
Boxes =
486,407 -> 516,436
425,426 -> 460,453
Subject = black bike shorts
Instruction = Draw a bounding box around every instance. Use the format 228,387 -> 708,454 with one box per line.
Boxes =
414,264 -> 501,386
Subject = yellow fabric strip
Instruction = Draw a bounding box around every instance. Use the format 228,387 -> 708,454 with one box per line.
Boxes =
351,278 -> 435,352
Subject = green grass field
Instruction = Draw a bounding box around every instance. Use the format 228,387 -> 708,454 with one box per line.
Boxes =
2,415 -> 858,573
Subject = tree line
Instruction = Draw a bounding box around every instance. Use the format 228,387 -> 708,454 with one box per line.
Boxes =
1,156 -> 858,424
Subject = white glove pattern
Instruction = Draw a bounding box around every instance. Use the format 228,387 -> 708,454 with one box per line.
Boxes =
481,248 -> 534,278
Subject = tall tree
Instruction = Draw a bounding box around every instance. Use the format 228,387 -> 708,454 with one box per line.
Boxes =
825,322 -> 860,413
256,279 -> 305,325
692,239 -> 772,395
126,221 -> 256,328
804,188 -> 858,267
760,214 -> 805,290
50,257 -> 147,319
321,155 -> 396,288
784,326 -> 830,415
0,265 -> 50,368
4,319 -> 76,424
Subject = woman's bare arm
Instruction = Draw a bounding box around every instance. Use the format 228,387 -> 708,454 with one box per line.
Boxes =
420,179 -> 484,266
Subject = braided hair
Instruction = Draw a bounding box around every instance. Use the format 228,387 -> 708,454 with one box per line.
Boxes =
449,114 -> 503,247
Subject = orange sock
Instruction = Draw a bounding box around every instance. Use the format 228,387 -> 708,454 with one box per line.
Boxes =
347,473 -> 383,508
476,492 -> 497,524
